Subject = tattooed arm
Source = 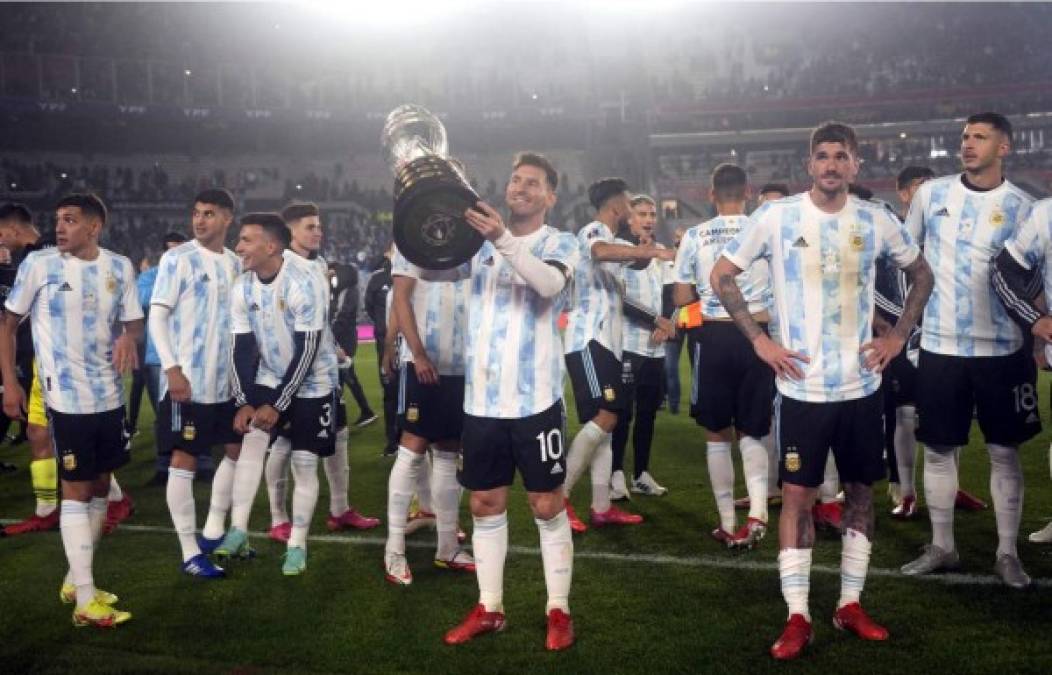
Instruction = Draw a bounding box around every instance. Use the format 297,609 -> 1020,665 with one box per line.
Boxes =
861,254 -> 933,372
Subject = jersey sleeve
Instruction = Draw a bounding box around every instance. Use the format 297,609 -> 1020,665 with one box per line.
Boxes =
903,183 -> 927,245
578,221 -> 613,260
150,250 -> 184,308
877,210 -> 921,270
391,247 -> 469,282
542,231 -> 581,270
118,258 -> 145,322
4,254 -> 43,317
290,276 -> 327,333
230,277 -> 252,335
671,229 -> 698,284
722,212 -> 770,271
1004,202 -> 1049,270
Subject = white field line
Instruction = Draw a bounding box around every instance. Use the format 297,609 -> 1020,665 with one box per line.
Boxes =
7,519 -> 1049,589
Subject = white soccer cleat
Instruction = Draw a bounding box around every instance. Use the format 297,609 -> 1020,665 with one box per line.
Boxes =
1029,521 -> 1052,544
384,551 -> 412,586
631,471 -> 668,497
609,470 -> 630,501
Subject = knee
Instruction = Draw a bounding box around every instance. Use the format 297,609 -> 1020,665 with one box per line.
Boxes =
528,490 -> 564,520
470,490 -> 506,517
594,410 -> 618,433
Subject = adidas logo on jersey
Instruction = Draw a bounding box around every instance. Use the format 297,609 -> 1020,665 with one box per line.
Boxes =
550,463 -> 563,475
792,236 -> 809,248
934,207 -> 950,217
1026,411 -> 1039,424
317,429 -> 329,439
58,282 -> 73,291
200,273 -> 210,283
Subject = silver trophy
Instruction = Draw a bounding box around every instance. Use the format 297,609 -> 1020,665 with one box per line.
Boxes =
382,104 -> 481,269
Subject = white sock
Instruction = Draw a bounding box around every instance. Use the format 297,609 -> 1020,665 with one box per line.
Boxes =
706,440 -> 735,532
167,468 -> 201,562
988,443 -> 1023,558
764,433 -> 780,495
819,454 -> 839,504
536,510 -> 573,614
778,548 -> 812,622
473,512 -> 508,613
431,450 -> 460,560
838,529 -> 872,608
386,447 -> 424,555
590,433 -> 613,513
289,450 -> 320,549
107,475 -> 123,502
60,500 -> 95,608
565,421 -> 605,495
201,455 -> 237,539
265,437 -> 291,526
228,430 -> 268,532
416,453 -> 433,513
740,435 -> 769,523
66,497 -> 109,587
924,445 -> 958,552
894,406 -> 918,500
324,427 -> 351,517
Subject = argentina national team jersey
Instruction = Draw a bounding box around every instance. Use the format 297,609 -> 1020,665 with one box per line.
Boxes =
289,250 -> 342,390
672,214 -> 771,319
905,174 -> 1034,357
1004,197 -> 1052,313
564,221 -> 625,357
615,238 -> 666,358
722,193 -> 920,403
5,248 -> 143,414
149,240 -> 240,403
390,247 -> 469,376
230,253 -> 337,398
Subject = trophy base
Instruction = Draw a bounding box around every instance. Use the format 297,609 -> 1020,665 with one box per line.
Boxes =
393,157 -> 483,270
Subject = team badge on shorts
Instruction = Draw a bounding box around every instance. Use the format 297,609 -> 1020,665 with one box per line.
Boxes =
182,422 -> 196,442
784,449 -> 801,473
62,450 -> 77,471
603,386 -> 616,403
990,210 -> 1006,226
406,406 -> 420,422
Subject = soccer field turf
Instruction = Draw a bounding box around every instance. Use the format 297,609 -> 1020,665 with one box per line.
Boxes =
2,348 -> 1051,674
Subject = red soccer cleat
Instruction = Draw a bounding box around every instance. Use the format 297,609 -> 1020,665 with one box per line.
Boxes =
770,614 -> 813,660
710,526 -> 736,548
955,489 -> 987,511
564,499 -> 588,534
590,504 -> 644,527
269,521 -> 291,543
833,602 -> 889,641
443,604 -> 506,645
891,495 -> 917,520
731,517 -> 767,549
812,501 -> 843,531
545,608 -> 575,651
327,508 -> 381,531
103,494 -> 134,534
3,510 -> 60,536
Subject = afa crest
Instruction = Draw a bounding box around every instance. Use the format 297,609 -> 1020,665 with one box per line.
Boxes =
990,210 -> 1006,227
603,387 -> 616,403
784,450 -> 801,473
406,406 -> 420,423
182,422 -> 196,442
62,451 -> 77,471
105,274 -> 118,293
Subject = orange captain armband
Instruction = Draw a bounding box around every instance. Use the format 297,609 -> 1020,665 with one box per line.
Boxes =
676,301 -> 703,329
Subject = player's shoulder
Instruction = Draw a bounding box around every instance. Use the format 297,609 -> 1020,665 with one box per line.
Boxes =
1029,196 -> 1052,217
1001,179 -> 1036,205
920,174 -> 956,199
577,220 -> 610,241
99,247 -> 134,270
162,240 -> 199,261
23,246 -> 61,265
754,194 -> 802,219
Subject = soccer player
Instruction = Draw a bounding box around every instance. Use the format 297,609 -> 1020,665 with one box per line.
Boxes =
365,247 -> 400,456
610,194 -> 670,500
901,112 -> 1038,589
1,193 -> 143,627
711,123 -> 933,659
438,152 -> 577,650
382,246 -> 474,584
224,213 -> 339,575
329,260 -> 377,428
562,178 -> 675,533
151,189 -> 242,578
662,226 -> 688,415
673,164 -> 773,548
262,203 -> 378,542
757,183 -> 790,205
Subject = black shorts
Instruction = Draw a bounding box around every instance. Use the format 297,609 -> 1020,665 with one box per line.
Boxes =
460,401 -> 567,493
157,395 -> 240,455
883,349 -> 916,407
398,366 -> 465,442
691,321 -> 774,437
272,393 -> 339,457
622,351 -> 665,413
336,390 -> 348,430
774,391 -> 886,488
50,407 -> 130,482
566,340 -> 624,424
915,349 -> 1040,447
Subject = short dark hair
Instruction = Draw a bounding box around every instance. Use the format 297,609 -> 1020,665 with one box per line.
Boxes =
281,202 -> 320,224
758,183 -> 790,198
240,212 -> 290,247
711,164 -> 748,202
0,202 -> 32,225
810,121 -> 859,155
847,183 -> 874,200
512,152 -> 558,191
56,193 -> 107,224
630,194 -> 656,207
163,231 -> 188,246
194,188 -> 235,212
896,166 -> 936,191
966,112 -> 1013,141
588,177 -> 630,211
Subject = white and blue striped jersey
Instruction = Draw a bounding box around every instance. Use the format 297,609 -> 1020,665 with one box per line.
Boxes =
672,214 -> 772,319
1004,197 -> 1052,311
905,174 -> 1034,357
564,221 -> 625,357
390,248 -> 469,377
288,250 -> 343,391
616,238 -> 666,358
149,240 -> 240,403
723,193 -> 920,403
230,252 -> 337,399
5,248 -> 143,414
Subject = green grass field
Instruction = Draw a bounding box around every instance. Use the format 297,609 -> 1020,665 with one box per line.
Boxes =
2,347 -> 1051,674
